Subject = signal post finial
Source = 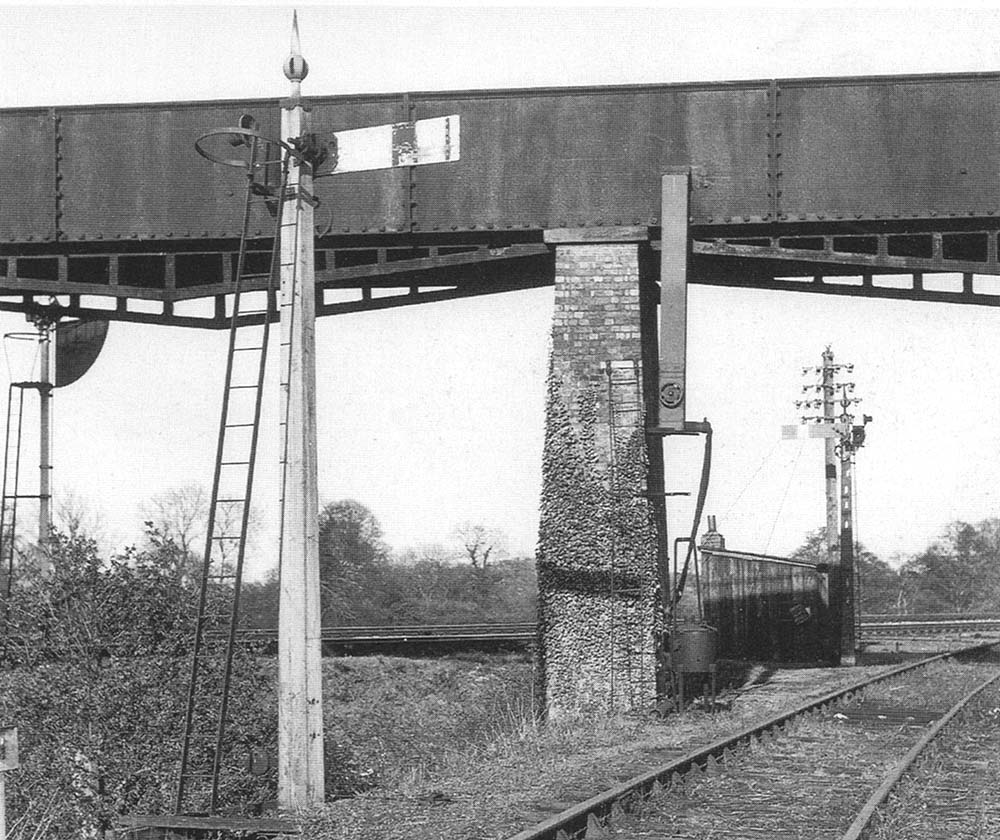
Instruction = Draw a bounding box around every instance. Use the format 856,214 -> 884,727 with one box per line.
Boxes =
283,10 -> 309,100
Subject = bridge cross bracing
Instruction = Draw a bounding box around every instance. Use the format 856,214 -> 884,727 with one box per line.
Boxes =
3,70 -> 1000,326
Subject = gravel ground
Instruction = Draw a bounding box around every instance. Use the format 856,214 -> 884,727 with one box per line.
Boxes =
603,659 -> 999,840
297,658 -> 899,840
868,678 -> 1000,839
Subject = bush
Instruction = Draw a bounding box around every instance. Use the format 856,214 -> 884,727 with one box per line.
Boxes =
0,529 -> 278,835
0,530 -> 194,667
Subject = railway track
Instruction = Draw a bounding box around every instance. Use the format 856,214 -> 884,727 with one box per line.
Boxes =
237,622 -> 536,653
228,615 -> 1000,655
505,642 -> 1000,840
861,617 -> 1000,637
860,680 -> 1000,838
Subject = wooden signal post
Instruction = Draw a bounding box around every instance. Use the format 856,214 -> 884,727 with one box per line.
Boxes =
0,725 -> 18,839
272,13 -> 459,810
277,14 -> 325,808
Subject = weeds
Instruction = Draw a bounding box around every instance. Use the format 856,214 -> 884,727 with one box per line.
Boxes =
7,801 -> 58,840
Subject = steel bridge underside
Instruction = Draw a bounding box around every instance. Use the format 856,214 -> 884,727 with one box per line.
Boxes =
4,70 -> 1000,327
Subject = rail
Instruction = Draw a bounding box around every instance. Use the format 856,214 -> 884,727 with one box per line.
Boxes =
226,615 -> 1000,651
234,622 -> 537,652
841,666 -> 1000,839
505,641 -> 999,840
861,617 -> 1000,636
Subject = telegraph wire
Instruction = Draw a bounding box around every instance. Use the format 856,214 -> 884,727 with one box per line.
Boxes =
721,435 -> 784,519
765,439 -> 805,554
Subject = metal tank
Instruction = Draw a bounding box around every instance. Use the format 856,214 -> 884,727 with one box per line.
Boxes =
670,623 -> 717,673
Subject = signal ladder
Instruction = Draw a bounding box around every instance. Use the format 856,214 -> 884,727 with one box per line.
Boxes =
604,359 -> 653,710
175,138 -> 293,815
0,377 -> 49,598
852,563 -> 863,648
852,526 -> 863,650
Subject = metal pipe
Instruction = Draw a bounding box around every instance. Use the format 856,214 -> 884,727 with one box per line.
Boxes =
674,420 -> 713,605
37,324 -> 51,552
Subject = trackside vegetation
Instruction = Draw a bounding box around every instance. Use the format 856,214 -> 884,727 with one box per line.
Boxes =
0,499 -> 996,835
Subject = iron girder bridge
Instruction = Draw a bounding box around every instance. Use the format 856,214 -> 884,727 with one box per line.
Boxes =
2,71 -> 1000,324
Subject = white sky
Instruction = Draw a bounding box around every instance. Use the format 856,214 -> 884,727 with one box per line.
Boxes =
3,4 -> 1000,578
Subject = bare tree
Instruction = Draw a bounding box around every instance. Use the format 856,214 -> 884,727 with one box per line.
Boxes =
453,522 -> 507,572
143,484 -> 262,576
54,488 -> 107,544
143,484 -> 208,559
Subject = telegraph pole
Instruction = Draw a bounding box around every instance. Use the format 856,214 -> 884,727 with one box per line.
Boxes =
277,13 -> 325,808
794,348 -> 869,665
821,348 -> 837,568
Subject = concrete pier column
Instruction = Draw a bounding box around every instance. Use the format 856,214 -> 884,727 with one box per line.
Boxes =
536,228 -> 663,715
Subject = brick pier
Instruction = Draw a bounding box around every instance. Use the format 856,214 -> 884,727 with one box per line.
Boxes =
536,229 -> 665,715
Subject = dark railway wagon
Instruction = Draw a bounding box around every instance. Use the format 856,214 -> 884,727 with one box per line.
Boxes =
699,547 -> 832,663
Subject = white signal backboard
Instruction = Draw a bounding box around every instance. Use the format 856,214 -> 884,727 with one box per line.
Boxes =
781,424 -> 849,440
329,115 -> 460,174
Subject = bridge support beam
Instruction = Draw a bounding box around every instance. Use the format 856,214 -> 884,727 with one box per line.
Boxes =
537,228 -> 664,715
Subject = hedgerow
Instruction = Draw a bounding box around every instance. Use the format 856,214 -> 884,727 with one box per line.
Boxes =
0,524 -> 534,836
0,529 -> 278,836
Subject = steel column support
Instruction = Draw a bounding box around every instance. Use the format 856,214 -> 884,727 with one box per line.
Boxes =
639,253 -> 669,696
649,170 -> 690,682
656,170 -> 690,432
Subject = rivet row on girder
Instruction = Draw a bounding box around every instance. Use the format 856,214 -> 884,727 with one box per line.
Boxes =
404,93 -> 418,234
766,80 -> 783,222
52,110 -> 64,242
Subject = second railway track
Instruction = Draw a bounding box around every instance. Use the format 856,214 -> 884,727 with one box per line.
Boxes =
228,615 -> 1000,656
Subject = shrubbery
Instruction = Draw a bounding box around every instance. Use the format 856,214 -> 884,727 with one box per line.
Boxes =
0,510 -> 539,837
0,529 -> 278,837
1,529 -> 192,667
